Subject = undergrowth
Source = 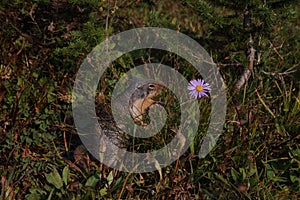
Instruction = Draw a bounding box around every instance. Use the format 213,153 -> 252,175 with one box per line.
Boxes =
0,0 -> 299,199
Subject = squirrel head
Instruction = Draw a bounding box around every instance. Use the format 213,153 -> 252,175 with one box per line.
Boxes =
130,82 -> 164,103
129,82 -> 164,125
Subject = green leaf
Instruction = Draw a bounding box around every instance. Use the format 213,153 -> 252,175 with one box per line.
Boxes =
290,174 -> 299,183
25,188 -> 47,200
107,171 -> 114,186
230,168 -> 239,182
17,77 -> 23,86
25,193 -> 41,200
249,167 -> 258,177
62,166 -> 70,186
45,167 -> 63,189
214,172 -> 230,187
85,174 -> 100,187
99,188 -> 107,196
239,168 -> 246,181
32,71 -> 39,78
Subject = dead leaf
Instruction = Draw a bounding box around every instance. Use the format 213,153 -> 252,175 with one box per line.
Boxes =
48,22 -> 55,32
74,145 -> 90,171
126,184 -> 134,194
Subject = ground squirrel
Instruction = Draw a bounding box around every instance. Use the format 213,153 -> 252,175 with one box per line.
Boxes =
107,80 -> 164,147
129,82 -> 164,126
97,81 -> 164,171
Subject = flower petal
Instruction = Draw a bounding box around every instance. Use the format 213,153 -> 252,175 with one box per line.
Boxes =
190,80 -> 198,87
188,84 -> 195,90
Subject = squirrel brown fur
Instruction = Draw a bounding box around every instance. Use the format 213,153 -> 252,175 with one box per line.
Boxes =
129,83 -> 163,126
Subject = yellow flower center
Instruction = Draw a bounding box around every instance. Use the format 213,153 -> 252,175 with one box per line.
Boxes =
196,85 -> 203,92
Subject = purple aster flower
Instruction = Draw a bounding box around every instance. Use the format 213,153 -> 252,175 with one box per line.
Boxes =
188,79 -> 211,99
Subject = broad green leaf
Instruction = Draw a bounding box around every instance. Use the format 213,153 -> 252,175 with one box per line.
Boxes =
99,188 -> 107,196
62,166 -> 70,186
85,174 -> 100,187
45,167 -> 63,189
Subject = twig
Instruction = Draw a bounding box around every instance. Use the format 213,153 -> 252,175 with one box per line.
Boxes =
216,63 -> 243,68
63,115 -> 69,153
118,173 -> 131,200
234,6 -> 255,91
234,45 -> 255,90
268,40 -> 284,60
262,67 -> 297,76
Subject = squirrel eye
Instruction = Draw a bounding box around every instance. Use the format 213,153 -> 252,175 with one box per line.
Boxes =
148,84 -> 156,90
